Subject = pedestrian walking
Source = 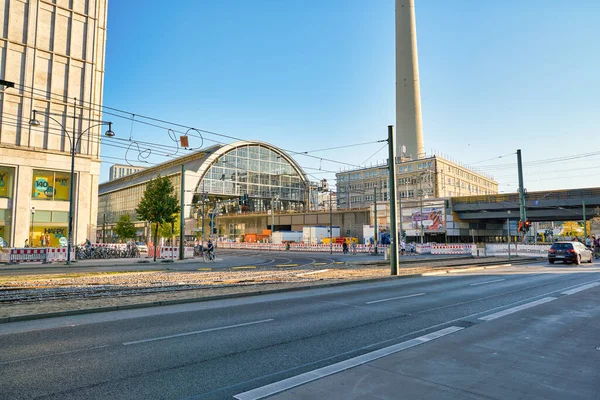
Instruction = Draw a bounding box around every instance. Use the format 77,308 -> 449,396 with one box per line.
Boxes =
400,240 -> 406,256
409,242 -> 416,256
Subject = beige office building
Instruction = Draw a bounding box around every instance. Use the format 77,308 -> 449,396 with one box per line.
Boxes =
337,155 -> 498,210
0,0 -> 108,247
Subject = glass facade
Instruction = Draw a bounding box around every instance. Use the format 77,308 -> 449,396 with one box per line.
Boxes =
32,170 -> 73,201
202,144 -> 306,211
0,166 -> 15,198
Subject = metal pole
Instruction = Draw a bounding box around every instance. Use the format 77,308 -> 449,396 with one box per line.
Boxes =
66,98 -> 76,264
329,191 -> 333,254
102,213 -> 106,244
419,175 -> 424,244
271,197 -> 275,241
517,149 -> 527,241
30,208 -> 35,246
583,200 -> 587,240
374,185 -> 378,255
179,164 -> 185,260
388,126 -> 398,275
507,218 -> 511,261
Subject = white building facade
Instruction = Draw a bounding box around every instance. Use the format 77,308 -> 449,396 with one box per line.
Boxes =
109,164 -> 145,181
0,0 -> 108,247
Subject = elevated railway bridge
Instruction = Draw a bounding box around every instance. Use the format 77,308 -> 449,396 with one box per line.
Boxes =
451,187 -> 600,222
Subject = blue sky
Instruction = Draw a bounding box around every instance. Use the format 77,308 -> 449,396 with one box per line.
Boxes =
102,0 -> 600,193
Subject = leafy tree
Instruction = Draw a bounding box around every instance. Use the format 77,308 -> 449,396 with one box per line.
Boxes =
114,214 -> 137,241
158,213 -> 180,243
136,175 -> 180,261
560,221 -> 583,237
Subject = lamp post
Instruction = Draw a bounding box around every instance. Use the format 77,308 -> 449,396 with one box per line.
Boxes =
373,184 -> 378,255
271,196 -> 279,242
30,207 -> 35,247
30,98 -> 114,264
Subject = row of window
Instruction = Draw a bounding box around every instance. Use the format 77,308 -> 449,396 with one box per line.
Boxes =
0,166 -> 74,201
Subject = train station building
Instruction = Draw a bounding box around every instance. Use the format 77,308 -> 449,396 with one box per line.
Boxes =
97,141 -> 312,242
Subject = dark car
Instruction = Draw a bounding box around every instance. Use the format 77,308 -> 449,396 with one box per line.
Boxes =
548,241 -> 593,265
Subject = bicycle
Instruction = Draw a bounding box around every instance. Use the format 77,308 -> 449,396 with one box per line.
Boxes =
203,249 -> 216,263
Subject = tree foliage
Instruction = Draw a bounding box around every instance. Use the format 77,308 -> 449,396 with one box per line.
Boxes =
158,214 -> 180,241
136,175 -> 180,261
560,221 -> 583,237
114,214 -> 136,241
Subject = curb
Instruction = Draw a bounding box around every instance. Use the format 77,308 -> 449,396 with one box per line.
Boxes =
0,261 -> 531,324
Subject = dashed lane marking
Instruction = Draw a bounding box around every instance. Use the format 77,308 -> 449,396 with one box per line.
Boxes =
561,281 -> 600,295
123,319 -> 274,346
275,264 -> 299,267
233,326 -> 463,400
232,266 -> 257,270
470,278 -> 505,286
365,292 -> 425,305
478,297 -> 556,321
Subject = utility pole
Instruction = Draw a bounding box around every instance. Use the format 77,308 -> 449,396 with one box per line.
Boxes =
329,191 -> 333,254
374,184 -> 378,255
507,217 -> 511,260
387,125 -> 398,275
419,174 -> 424,244
583,200 -> 587,240
179,164 -> 185,260
517,149 -> 527,242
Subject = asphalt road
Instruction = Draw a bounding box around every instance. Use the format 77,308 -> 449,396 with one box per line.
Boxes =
1,261 -> 599,399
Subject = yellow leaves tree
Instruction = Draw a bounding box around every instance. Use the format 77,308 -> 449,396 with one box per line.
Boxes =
560,221 -> 584,237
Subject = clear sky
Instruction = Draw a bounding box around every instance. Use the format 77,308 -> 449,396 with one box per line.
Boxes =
102,0 -> 600,193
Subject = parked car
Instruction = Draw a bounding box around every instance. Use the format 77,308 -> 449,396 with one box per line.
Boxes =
548,241 -> 593,265
135,242 -> 148,253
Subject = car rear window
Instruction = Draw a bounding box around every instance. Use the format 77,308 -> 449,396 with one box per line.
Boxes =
551,243 -> 573,250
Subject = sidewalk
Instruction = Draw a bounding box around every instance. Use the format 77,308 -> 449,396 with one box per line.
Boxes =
238,284 -> 600,400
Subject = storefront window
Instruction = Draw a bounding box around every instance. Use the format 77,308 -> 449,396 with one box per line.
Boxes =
32,170 -> 73,201
0,166 -> 15,198
0,209 -> 11,246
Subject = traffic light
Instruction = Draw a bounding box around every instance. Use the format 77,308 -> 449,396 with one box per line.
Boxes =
524,220 -> 531,231
238,196 -> 243,206
243,194 -> 249,206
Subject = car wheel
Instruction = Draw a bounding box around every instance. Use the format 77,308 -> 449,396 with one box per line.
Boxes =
548,259 -> 554,264
576,255 -> 581,265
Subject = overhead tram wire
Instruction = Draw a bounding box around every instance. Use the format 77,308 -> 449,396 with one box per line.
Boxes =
0,114 -> 177,158
12,83 -> 366,169
2,113 -> 340,180
0,116 -> 177,161
360,142 -> 388,166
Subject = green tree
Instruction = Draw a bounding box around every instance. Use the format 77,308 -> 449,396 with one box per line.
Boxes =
136,175 -> 180,261
158,213 -> 180,243
114,214 -> 137,242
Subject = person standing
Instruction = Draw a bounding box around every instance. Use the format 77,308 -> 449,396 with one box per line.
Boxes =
400,239 -> 406,256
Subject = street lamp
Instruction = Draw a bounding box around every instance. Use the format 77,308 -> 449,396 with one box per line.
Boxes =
30,207 -> 35,247
30,99 -> 114,264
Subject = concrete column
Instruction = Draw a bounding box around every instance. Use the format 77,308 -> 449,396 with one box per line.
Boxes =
395,0 -> 425,159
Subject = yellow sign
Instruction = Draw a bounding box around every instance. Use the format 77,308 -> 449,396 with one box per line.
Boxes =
32,170 -> 71,201
0,166 -> 14,198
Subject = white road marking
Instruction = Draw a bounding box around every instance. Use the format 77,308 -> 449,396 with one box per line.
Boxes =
365,292 -> 425,305
0,345 -> 110,365
470,278 -> 505,286
233,326 -> 463,400
478,297 -> 556,321
561,282 -> 600,295
122,319 -> 274,346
